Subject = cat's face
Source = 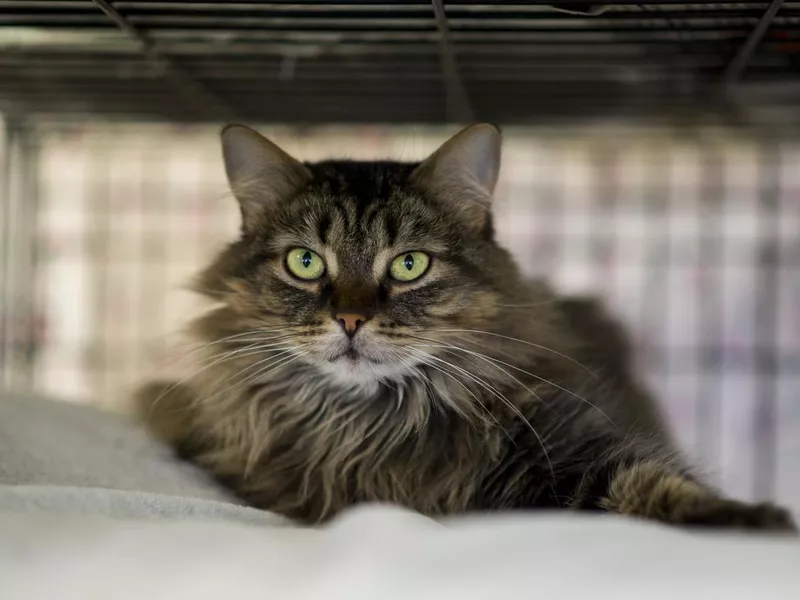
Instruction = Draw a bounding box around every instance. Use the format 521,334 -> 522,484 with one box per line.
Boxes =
203,125 -> 520,391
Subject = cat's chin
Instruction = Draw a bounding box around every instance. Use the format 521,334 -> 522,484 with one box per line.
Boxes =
318,355 -> 411,395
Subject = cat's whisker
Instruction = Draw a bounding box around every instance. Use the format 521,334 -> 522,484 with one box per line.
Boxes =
438,347 -> 545,403
395,351 -> 458,418
147,339 -> 299,415
198,338 -> 299,365
493,299 -> 560,309
444,332 -> 523,365
239,347 -> 310,389
409,336 -> 616,428
407,348 -> 553,479
201,346 -> 310,404
407,355 -> 474,416
385,349 -> 436,402
197,353 -> 294,408
452,349 -> 616,429
161,329 -> 298,365
431,328 -> 599,378
172,339 -> 300,391
242,351 -> 311,478
173,340 -> 300,405
407,350 -> 514,442
156,334 -> 300,389
200,328 -> 296,345
408,348 -> 504,402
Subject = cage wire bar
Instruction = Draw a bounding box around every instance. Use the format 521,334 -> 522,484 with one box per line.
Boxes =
0,118 -> 39,391
0,119 -> 7,386
1,2 -> 800,125
724,0 -> 787,83
88,0 -> 236,121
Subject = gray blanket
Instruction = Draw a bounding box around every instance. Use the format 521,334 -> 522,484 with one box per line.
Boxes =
0,391 -> 229,497
0,391 -> 286,522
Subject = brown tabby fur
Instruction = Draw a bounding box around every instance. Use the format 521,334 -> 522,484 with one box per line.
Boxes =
135,125 -> 795,531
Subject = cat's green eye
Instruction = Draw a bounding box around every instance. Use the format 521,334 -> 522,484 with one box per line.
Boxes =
286,248 -> 325,280
389,251 -> 430,282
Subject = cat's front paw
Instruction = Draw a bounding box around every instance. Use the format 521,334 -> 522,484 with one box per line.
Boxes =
604,462 -> 797,534
678,498 -> 797,533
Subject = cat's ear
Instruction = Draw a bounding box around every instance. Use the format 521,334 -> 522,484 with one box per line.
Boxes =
411,123 -> 501,230
220,124 -> 312,231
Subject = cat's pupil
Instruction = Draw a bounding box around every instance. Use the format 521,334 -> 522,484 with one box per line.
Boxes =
301,251 -> 312,268
403,255 -> 414,270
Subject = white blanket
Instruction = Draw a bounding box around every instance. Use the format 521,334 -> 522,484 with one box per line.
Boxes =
2,393 -> 799,599
2,505 -> 799,600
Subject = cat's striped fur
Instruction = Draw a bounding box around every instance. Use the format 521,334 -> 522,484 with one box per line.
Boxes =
136,124 -> 795,530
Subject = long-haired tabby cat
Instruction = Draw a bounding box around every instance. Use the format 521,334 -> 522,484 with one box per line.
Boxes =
136,124 -> 795,531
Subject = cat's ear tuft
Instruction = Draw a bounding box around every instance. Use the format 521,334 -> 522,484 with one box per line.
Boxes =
220,124 -> 312,231
411,123 -> 501,230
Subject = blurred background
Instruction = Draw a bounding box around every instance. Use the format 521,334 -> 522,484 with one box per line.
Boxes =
0,2 -> 798,515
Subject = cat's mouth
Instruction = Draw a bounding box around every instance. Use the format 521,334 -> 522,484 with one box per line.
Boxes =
330,347 -> 381,364
331,347 -> 359,361
316,335 -> 420,388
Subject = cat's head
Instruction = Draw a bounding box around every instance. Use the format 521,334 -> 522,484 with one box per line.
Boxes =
198,124 -> 532,392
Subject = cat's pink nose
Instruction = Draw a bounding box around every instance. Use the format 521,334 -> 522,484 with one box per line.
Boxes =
335,312 -> 367,337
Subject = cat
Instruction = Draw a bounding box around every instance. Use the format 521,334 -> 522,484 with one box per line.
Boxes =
135,123 -> 795,531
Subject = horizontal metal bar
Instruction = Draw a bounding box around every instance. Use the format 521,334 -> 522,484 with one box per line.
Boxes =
0,54 -> 724,67
143,28 -> 785,40
2,52 -> 756,67
1,26 -> 783,49
5,14 -> 800,30
37,1 -> 799,5
0,102 -> 737,123
0,96 -> 703,112
0,85 -> 702,101
4,1 -> 800,17
13,107 -> 794,127
0,42 -> 731,57
6,5 -> 800,20
4,0 -> 778,4
0,62 -> 729,78
0,64 -> 705,81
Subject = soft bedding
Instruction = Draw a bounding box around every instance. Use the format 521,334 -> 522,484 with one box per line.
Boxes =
1,392 -> 799,600
0,392 -> 233,500
2,507 -> 800,600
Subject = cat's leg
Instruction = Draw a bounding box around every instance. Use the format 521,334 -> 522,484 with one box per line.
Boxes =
596,460 -> 796,532
502,421 -> 794,531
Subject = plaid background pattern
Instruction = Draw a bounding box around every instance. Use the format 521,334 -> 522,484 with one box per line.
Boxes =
2,122 -> 798,515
